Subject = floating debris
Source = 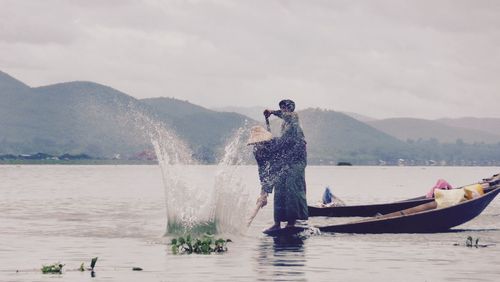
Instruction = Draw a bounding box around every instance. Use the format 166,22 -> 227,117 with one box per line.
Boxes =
132,267 -> 143,271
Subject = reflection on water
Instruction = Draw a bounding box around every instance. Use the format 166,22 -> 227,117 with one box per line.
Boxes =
255,236 -> 306,281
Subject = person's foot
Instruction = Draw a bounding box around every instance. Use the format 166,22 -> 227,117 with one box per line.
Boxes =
264,224 -> 281,232
285,221 -> 296,228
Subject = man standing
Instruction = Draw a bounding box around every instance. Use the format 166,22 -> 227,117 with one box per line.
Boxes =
256,99 -> 308,232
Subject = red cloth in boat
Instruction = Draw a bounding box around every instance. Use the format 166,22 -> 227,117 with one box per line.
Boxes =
426,179 -> 452,198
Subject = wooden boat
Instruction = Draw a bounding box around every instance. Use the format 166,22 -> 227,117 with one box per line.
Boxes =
317,186 -> 500,233
308,186 -> 496,217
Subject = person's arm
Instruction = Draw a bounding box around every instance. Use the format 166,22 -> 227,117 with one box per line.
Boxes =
264,109 -> 287,119
264,109 -> 291,121
273,112 -> 301,150
254,145 -> 274,194
258,165 -> 274,194
253,144 -> 272,208
257,190 -> 268,207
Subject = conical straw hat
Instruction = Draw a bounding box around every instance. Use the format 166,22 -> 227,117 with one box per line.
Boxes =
247,125 -> 273,145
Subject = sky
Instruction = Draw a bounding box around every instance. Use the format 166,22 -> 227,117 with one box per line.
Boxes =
1,0 -> 500,119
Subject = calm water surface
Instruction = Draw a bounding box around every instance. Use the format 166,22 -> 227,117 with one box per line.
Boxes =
1,165 -> 499,281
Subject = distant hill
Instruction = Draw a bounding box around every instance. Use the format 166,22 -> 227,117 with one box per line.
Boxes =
0,77 -> 152,157
33,81 -> 153,157
2,70 -> 500,165
341,112 -> 377,123
0,70 -> 254,162
0,71 -> 49,153
0,70 -> 33,97
212,106 -> 266,121
368,118 -> 500,144
437,117 -> 500,138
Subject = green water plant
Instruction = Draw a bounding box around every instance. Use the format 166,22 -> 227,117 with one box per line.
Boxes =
90,257 -> 98,270
78,257 -> 98,272
170,234 -> 231,254
41,263 -> 64,274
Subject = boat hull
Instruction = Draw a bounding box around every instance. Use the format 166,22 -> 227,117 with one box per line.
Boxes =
309,186 -> 496,218
318,187 -> 500,233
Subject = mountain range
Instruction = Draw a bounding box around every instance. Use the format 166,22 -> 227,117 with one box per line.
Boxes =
2,70 -> 500,165
367,118 -> 500,144
0,71 -> 250,162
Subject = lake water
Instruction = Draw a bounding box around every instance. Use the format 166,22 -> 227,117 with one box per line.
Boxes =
0,165 -> 499,281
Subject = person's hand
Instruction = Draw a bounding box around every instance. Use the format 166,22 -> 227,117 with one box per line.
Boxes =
257,192 -> 268,207
263,109 -> 272,118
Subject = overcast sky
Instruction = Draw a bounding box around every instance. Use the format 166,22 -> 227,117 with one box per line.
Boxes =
1,0 -> 499,119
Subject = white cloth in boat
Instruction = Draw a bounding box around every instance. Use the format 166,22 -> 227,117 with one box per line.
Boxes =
434,189 -> 466,208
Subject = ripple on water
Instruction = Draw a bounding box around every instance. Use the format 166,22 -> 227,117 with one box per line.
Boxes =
1,165 -> 500,281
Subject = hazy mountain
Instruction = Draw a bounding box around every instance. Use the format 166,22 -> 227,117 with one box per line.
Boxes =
368,118 -> 500,144
341,112 -> 377,123
0,70 -> 33,96
437,117 -> 500,137
212,106 -> 266,121
0,78 -> 152,157
0,71 -> 255,161
3,70 -> 500,165
0,71 -> 49,152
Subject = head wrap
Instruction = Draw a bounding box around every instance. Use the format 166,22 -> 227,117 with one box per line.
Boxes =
278,99 -> 295,112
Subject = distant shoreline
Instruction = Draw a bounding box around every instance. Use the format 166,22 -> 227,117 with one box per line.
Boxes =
0,159 -> 158,165
1,160 -> 499,167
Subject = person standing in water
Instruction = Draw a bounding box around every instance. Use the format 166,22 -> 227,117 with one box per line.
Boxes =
251,99 -> 308,232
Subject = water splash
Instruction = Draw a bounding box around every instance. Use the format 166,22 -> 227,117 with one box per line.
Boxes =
151,128 -> 216,234
130,106 -> 254,235
213,125 -> 253,235
128,108 -> 212,234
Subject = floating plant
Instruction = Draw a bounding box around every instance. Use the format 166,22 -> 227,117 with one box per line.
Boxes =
41,263 -> 64,274
170,234 -> 231,254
